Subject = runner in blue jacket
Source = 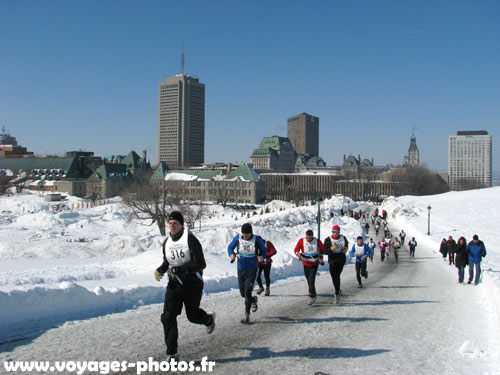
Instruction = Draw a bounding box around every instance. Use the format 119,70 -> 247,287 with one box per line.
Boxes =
227,223 -> 267,323
466,234 -> 487,285
350,236 -> 371,288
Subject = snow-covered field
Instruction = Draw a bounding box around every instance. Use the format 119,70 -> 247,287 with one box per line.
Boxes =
381,186 -> 500,332
0,191 -> 362,342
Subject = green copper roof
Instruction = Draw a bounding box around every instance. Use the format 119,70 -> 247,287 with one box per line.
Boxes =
258,136 -> 291,149
226,164 -> 260,182
151,162 -> 169,180
251,148 -> 278,157
121,151 -> 148,170
92,163 -> 129,180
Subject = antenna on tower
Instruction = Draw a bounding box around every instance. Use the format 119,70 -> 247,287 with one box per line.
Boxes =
412,125 -> 417,137
180,40 -> 185,75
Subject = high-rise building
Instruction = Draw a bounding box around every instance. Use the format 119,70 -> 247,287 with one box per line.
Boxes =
287,113 -> 319,157
158,74 -> 205,168
448,131 -> 492,189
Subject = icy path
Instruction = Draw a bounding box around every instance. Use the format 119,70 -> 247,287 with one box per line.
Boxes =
1,237 -> 497,375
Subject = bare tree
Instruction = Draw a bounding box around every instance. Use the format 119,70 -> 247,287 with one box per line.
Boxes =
389,165 -> 449,196
11,169 -> 28,193
0,169 -> 15,195
455,178 -> 487,191
86,183 -> 102,203
180,197 -> 205,230
216,180 -> 230,207
121,178 -> 182,236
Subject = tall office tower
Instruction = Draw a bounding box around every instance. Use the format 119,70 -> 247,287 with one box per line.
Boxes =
448,131 -> 492,190
158,72 -> 205,168
287,113 -> 319,157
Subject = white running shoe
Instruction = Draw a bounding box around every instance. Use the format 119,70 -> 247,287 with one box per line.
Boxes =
307,296 -> 316,305
251,296 -> 258,312
206,312 -> 216,334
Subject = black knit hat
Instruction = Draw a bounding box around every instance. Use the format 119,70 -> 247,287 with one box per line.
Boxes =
168,211 -> 184,226
241,223 -> 253,234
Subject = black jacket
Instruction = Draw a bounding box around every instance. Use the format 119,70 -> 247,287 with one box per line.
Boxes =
439,241 -> 448,255
323,236 -> 349,265
157,228 -> 206,285
455,243 -> 468,268
446,239 -> 457,254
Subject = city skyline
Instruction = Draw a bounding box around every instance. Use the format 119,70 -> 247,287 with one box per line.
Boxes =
1,1 -> 499,174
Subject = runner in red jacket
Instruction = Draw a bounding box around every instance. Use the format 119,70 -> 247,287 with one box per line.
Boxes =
256,240 -> 277,296
294,230 -> 326,305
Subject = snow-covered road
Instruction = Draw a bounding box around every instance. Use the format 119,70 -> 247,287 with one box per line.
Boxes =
1,229 -> 497,375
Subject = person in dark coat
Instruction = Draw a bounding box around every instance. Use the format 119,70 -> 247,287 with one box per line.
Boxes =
324,225 -> 349,304
455,236 -> 468,284
439,238 -> 448,260
446,236 -> 457,265
155,211 -> 215,360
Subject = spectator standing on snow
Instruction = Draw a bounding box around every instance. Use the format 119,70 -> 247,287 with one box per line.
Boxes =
256,239 -> 277,296
466,235 -> 487,285
455,236 -> 468,284
155,211 -> 215,361
227,223 -> 267,323
446,236 -> 457,265
294,229 -> 326,305
439,238 -> 448,261
350,236 -> 371,288
408,237 -> 417,258
324,225 -> 349,304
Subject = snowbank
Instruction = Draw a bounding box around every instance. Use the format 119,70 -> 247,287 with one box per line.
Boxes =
0,191 -> 362,340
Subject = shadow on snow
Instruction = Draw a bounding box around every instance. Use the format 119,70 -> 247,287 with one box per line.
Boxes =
260,316 -> 388,324
216,346 -> 391,364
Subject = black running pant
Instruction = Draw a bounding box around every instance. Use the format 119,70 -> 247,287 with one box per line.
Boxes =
161,278 -> 209,355
256,263 -> 271,288
238,268 -> 257,313
329,262 -> 344,296
303,264 -> 318,297
355,262 -> 367,284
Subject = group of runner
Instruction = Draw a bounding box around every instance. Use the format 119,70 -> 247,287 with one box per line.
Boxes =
153,208 -> 421,360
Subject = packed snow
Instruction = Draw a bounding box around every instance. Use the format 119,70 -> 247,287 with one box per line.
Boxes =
381,187 -> 500,333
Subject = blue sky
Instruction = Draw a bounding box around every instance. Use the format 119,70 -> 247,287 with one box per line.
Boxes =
1,0 -> 499,174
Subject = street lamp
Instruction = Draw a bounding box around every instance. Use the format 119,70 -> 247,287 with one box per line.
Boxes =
427,205 -> 431,235
316,195 -> 322,240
